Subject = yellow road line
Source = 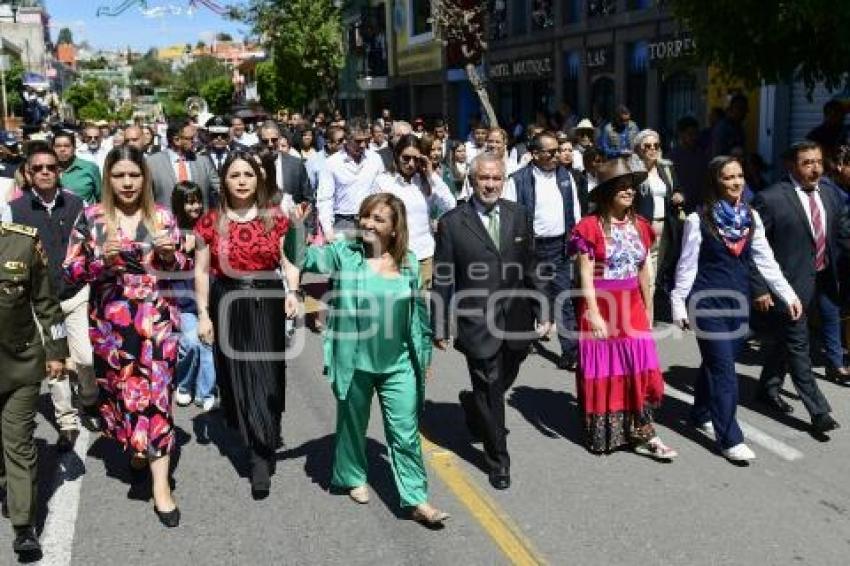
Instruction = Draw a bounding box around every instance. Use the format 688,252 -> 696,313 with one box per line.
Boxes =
421,436 -> 547,566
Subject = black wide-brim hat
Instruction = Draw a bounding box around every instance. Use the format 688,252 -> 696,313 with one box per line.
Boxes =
591,157 -> 649,202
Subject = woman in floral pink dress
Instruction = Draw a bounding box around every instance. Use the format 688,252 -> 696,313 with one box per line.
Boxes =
64,146 -> 185,527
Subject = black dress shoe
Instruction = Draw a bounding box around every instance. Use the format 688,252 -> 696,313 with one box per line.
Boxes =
56,429 -> 79,452
557,353 -> 577,371
154,505 -> 181,528
488,468 -> 511,490
13,526 -> 41,554
756,393 -> 794,414
825,367 -> 850,387
812,413 -> 840,434
79,407 -> 102,432
250,455 -> 271,500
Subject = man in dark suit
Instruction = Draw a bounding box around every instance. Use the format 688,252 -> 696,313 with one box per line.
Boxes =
376,120 -> 411,172
751,141 -> 847,435
146,118 -> 220,208
513,131 -> 589,371
201,115 -> 233,173
432,152 -> 551,490
257,122 -> 313,206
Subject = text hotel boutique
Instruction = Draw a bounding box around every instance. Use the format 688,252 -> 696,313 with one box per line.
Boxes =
485,0 -> 707,141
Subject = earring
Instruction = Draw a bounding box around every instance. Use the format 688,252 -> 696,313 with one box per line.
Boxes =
391,232 -> 396,237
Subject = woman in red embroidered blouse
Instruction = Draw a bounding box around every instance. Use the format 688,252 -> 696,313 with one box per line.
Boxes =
193,151 -> 301,500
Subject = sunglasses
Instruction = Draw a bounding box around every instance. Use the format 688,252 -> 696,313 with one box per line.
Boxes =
30,164 -> 58,173
536,148 -> 558,157
82,136 -> 100,142
641,143 -> 661,150
211,133 -> 229,140
328,138 -> 345,145
399,154 -> 422,163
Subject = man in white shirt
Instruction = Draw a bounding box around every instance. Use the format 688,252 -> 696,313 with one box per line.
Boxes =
230,116 -> 258,149
459,128 -> 518,201
76,125 -> 109,172
369,123 -> 388,152
465,125 -> 488,164
513,131 -> 589,371
317,119 -> 385,241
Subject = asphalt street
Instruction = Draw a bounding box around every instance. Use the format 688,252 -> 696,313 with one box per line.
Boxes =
2,320 -> 850,565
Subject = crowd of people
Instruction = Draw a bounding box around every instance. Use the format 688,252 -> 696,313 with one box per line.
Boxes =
0,96 -> 849,557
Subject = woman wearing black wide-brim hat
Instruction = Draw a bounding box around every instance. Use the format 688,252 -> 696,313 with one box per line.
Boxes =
569,157 -> 677,460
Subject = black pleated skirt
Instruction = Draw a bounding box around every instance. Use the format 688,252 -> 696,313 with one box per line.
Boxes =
211,277 -> 286,458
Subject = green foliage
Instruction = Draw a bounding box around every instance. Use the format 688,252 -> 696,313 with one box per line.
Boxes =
234,0 -> 344,109
57,27 -> 74,45
668,0 -> 850,92
171,56 -> 230,102
200,76 -> 235,114
5,59 -> 25,116
64,80 -> 110,114
77,99 -> 112,121
131,50 -> 173,88
215,32 -> 233,41
161,98 -> 187,120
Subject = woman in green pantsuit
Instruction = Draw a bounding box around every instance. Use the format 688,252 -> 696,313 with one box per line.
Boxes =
300,192 -> 449,527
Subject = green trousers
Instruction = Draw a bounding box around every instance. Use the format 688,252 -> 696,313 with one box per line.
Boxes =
331,367 -> 428,507
0,383 -> 40,527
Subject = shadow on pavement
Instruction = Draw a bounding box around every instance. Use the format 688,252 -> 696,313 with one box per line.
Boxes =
506,386 -> 585,449
278,434 -> 406,519
664,364 -> 812,434
192,411 -> 250,478
86,425 -> 191,500
420,401 -> 488,475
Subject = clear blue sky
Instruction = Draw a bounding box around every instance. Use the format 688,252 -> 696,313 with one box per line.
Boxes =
45,0 -> 248,51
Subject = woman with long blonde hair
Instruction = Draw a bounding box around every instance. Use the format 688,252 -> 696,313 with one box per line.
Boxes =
64,145 -> 186,527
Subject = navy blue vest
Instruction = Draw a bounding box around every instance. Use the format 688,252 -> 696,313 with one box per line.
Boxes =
689,217 -> 755,316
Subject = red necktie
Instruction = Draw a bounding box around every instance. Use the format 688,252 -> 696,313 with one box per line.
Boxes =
177,157 -> 189,182
807,190 -> 827,271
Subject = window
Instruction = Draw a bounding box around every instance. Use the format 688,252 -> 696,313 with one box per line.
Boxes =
410,0 -> 432,38
662,72 -> 698,142
587,0 -> 616,18
562,50 -> 580,116
627,0 -> 653,10
489,0 -> 508,41
531,0 -> 554,30
626,41 -> 649,126
511,0 -> 528,36
563,0 -> 581,24
591,77 -> 616,124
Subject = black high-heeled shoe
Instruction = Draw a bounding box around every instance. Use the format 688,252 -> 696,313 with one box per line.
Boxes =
154,505 -> 180,528
250,454 -> 271,500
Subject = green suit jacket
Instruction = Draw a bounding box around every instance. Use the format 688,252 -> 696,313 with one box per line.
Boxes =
301,240 -> 433,401
0,222 -> 69,393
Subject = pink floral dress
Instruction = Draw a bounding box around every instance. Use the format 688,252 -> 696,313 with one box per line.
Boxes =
64,204 -> 187,457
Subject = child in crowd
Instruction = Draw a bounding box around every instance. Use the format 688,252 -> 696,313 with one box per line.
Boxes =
171,181 -> 217,411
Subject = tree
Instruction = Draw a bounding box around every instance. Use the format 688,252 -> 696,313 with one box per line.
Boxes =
57,27 -> 74,45
433,0 -> 498,127
64,80 -> 111,115
131,50 -> 172,88
215,32 -> 233,42
232,0 -> 344,110
172,55 -> 230,103
200,76 -> 235,114
5,59 -> 25,116
668,0 -> 850,93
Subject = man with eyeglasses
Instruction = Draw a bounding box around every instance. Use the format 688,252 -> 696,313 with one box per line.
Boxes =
317,118 -> 386,241
147,118 -> 221,208
306,125 -> 345,192
375,120 -> 412,171
8,144 -> 94,452
513,131 -> 589,371
258,120 -> 312,209
52,130 -> 101,205
75,125 -> 109,173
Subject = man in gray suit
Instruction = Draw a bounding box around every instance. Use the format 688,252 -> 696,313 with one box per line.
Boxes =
146,119 -> 220,208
